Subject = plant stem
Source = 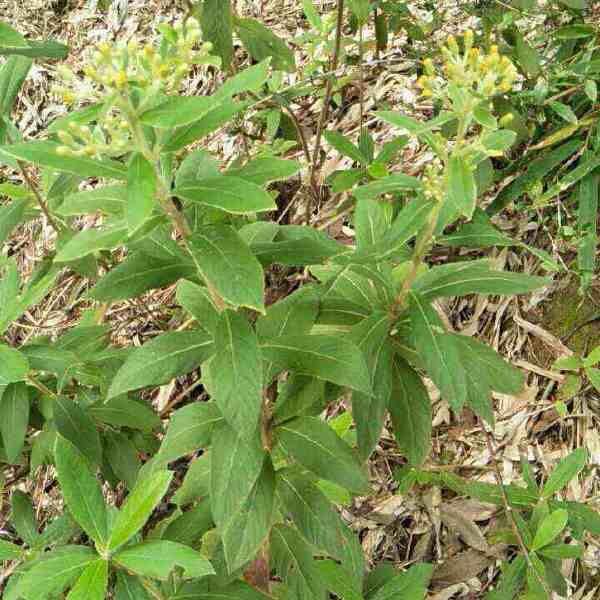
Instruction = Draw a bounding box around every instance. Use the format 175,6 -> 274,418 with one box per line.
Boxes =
484,426 -> 553,597
308,0 -> 345,220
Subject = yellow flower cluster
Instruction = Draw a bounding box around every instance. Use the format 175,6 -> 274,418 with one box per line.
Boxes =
52,18 -> 217,158
417,31 -> 518,99
422,162 -> 445,202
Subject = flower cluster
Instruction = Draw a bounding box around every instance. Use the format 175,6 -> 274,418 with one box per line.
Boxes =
53,18 -> 217,158
422,161 -> 446,202
417,31 -> 519,100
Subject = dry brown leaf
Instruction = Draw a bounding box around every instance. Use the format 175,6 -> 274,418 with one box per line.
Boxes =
440,505 -> 490,554
431,549 -> 494,587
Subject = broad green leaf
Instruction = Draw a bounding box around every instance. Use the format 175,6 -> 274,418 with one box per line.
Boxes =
409,292 -> 467,411
54,435 -> 108,546
189,225 -> 265,312
440,209 -> 514,247
276,416 -> 370,494
173,581 -> 270,599
235,17 -> 295,72
108,330 -> 214,398
172,453 -> 211,506
227,158 -> 301,185
486,556 -> 526,600
11,490 -> 39,546
347,0 -> 370,23
66,559 -> 108,600
261,334 -> 372,395
539,543 -> 583,559
175,149 -> 220,188
350,315 -> 393,460
140,97 -> 218,128
354,197 -> 390,249
0,538 -> 22,560
209,310 -> 262,439
413,263 -> 549,299
531,510 -> 568,551
0,141 -> 127,179
175,176 -> 276,215
54,224 -> 128,262
16,546 -> 95,600
271,524 -> 327,597
0,197 -> 29,246
89,395 -> 159,433
222,457 -> 275,572
549,101 -> 578,124
316,560 -> 362,600
54,396 -> 102,466
90,251 -> 196,302
514,30 -> 541,78
105,431 -> 141,490
176,279 -> 220,336
0,344 -> 29,385
0,56 -> 32,115
127,153 -> 156,234
448,155 -> 477,218
115,572 -> 152,600
107,470 -> 173,552
577,166 -> 598,291
324,130 -> 368,165
47,103 -> 105,135
542,448 -> 587,499
163,501 -> 213,545
113,540 -> 214,580
164,100 -> 250,152
216,59 -> 271,99
353,173 -> 423,200
0,34 -> 68,59
210,421 -> 266,533
201,0 -> 233,69
276,468 -> 346,559
370,564 -> 433,600
376,198 -> 434,259
389,356 -> 431,466
157,402 -> 223,464
481,130 -> 517,155
0,382 -> 30,463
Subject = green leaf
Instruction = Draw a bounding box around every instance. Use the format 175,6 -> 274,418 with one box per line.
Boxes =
276,468 -> 347,559
235,17 -> 295,72
0,197 -> 28,246
413,263 -> 549,299
163,100 -> 250,152
354,197 -> 390,249
370,564 -> 433,600
107,470 -> 173,552
115,572 -> 152,600
105,431 -> 141,490
353,173 -> 423,200
558,0 -> 586,8
514,31 -> 541,78
271,524 -> 327,597
222,457 -> 275,572
0,538 -> 22,560
324,131 -> 368,165
0,383 -> 30,463
227,158 -> 301,185
89,395 -> 160,433
276,416 -> 370,494
209,422 -> 266,540
408,292 -> 466,411
16,546 -> 95,600
0,56 -> 32,115
66,559 -> 108,600
54,435 -> 108,546
89,251 -> 195,302
54,396 -> 102,465
108,330 -> 214,399
189,225 -> 265,312
549,101 -> 578,125
0,33 -> 68,59
157,402 -> 223,464
347,0 -> 370,24
207,310 -> 263,439
542,448 -> 587,499
173,453 -> 211,506
140,97 -> 218,128
175,581 -> 271,599
201,0 -> 233,69
54,224 -> 128,262
448,155 -> 477,218
56,185 -> 127,217
539,543 -> 583,559
127,153 -> 156,234
261,334 -> 372,395
113,540 -> 214,580
0,141 -> 127,179
389,356 -> 431,466
481,130 -> 518,155
316,560 -> 362,600
176,176 -> 276,215
163,501 -> 213,545
531,509 -> 568,551
176,280 -> 220,336
11,490 -> 39,546
0,345 -> 29,385
216,59 -> 272,100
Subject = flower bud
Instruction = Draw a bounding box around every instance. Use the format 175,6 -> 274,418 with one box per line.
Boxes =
56,146 -> 71,156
